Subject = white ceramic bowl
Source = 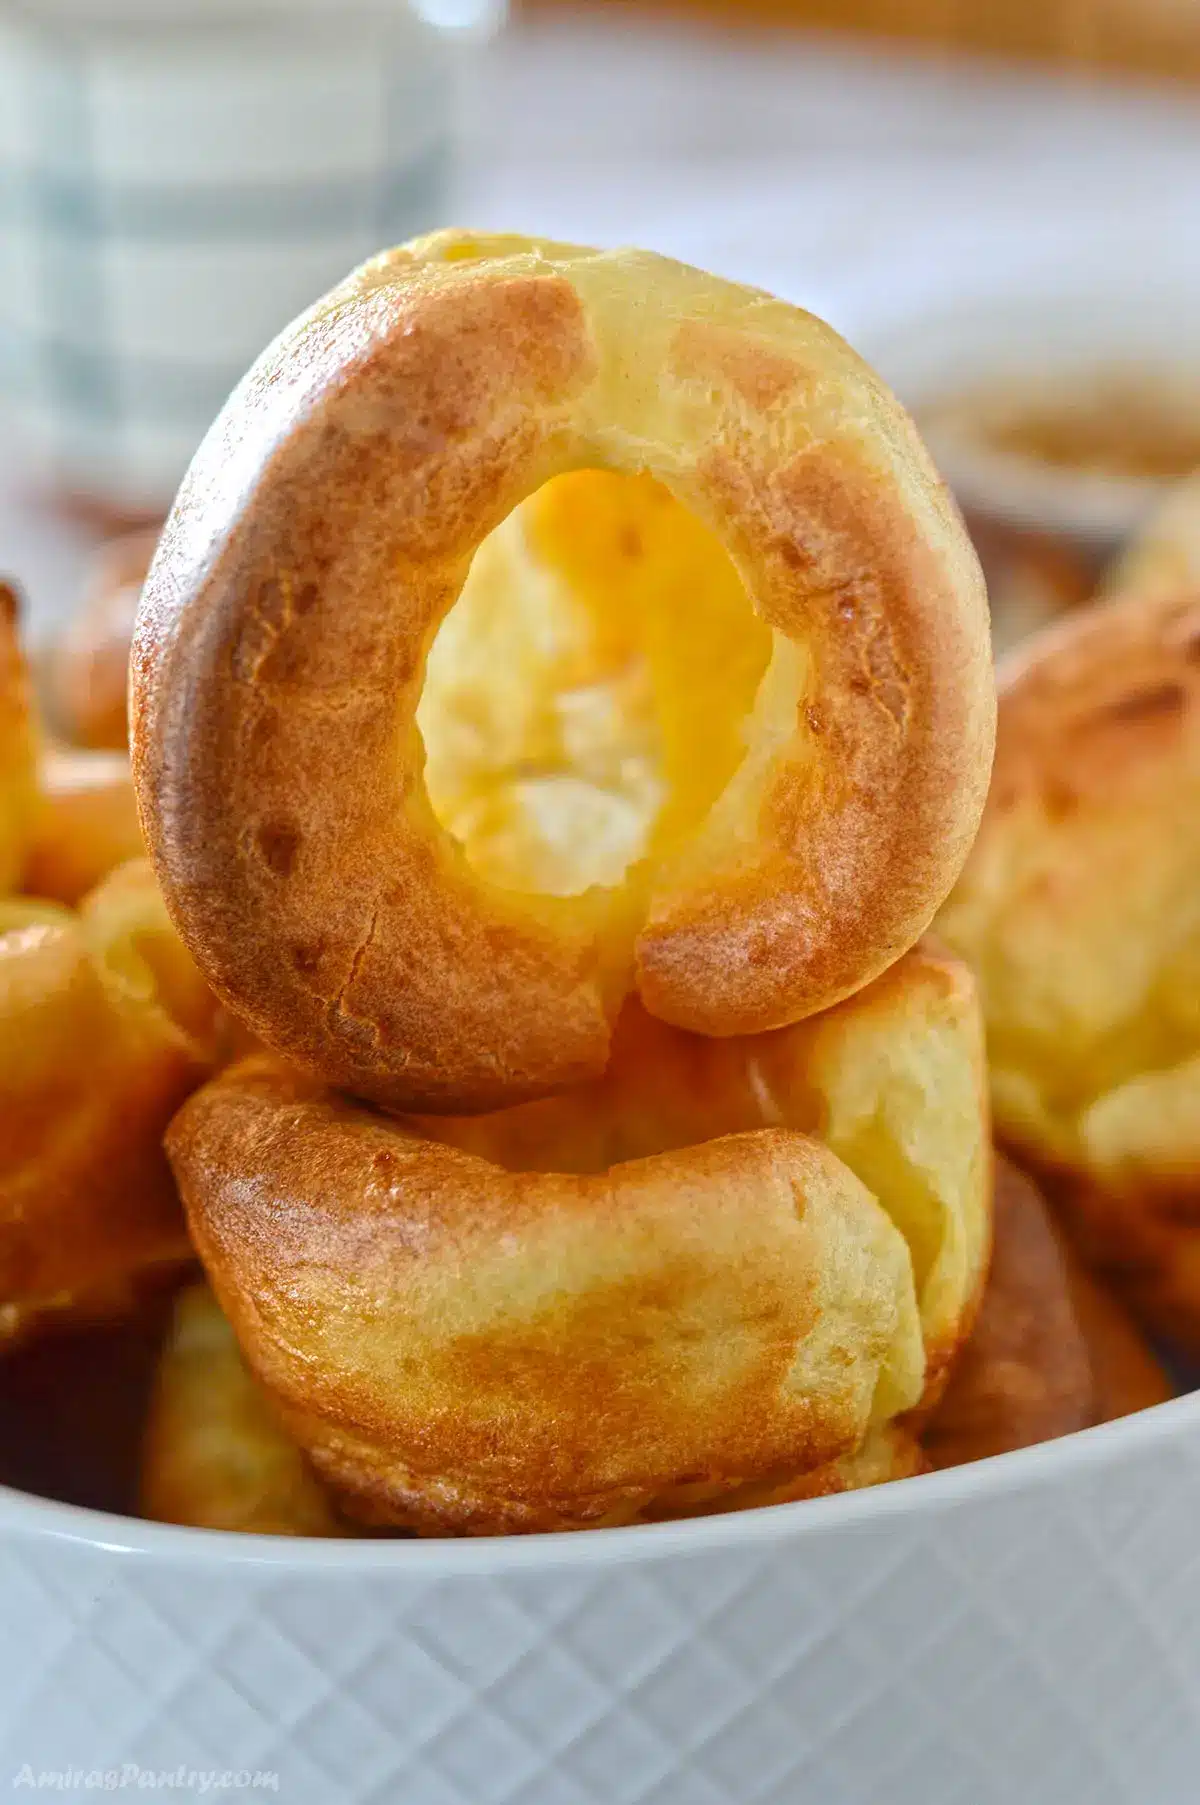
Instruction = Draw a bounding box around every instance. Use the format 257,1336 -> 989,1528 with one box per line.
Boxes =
2,1393 -> 1199,1803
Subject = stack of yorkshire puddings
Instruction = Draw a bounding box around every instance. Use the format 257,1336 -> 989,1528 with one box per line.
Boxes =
3,231 -> 1185,1539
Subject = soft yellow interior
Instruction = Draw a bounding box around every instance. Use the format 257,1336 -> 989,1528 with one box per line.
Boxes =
418,469 -> 772,898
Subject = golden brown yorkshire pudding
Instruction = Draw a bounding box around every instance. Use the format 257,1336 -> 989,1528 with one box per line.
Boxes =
1104,469 -> 1200,601
48,529 -> 157,751
141,1158 -> 1168,1539
925,1159 -> 1091,1469
0,860 -> 219,1348
1063,1241 -> 1174,1424
167,943 -> 988,1535
140,1284 -> 925,1536
938,587 -> 1200,1351
924,1158 -> 1169,1471
0,580 -> 38,893
141,1282 -> 346,1537
22,747 -> 143,906
133,229 -> 993,1113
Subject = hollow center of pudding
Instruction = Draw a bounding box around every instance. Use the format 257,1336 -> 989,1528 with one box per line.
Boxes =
418,469 -> 771,897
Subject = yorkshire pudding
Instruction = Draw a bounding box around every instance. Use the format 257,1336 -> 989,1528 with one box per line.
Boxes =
143,1158 -> 1167,1537
1104,469 -> 1200,601
0,580 -> 37,892
0,859 -> 218,1347
23,747 -> 143,906
939,586 -> 1200,1350
167,942 -> 988,1535
925,1157 -> 1169,1470
141,1282 -> 345,1537
140,1285 -> 925,1536
133,229 -> 993,1113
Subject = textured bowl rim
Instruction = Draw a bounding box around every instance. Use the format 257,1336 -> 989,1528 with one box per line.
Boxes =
1,1389 -> 1196,1575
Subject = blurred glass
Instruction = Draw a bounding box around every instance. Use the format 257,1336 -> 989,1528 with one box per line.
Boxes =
0,0 -> 506,519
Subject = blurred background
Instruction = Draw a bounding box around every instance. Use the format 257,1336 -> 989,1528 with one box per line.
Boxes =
3,0 -> 1200,664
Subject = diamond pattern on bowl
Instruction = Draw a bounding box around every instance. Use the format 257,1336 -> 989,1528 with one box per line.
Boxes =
4,1417 -> 1200,1804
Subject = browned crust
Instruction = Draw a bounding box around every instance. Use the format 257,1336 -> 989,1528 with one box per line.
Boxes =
0,864 -> 215,1348
1055,1217 -> 1174,1418
138,1283 -> 928,1536
139,1156 -> 1165,1538
171,1077 -> 915,1533
924,1158 -> 1169,1469
134,253 -> 611,1114
939,588 -> 1200,1350
133,230 -> 993,1113
639,431 -> 993,1034
168,1121 -> 928,1533
990,588 -> 1200,815
923,1159 -> 1095,1468
165,941 -> 988,1535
